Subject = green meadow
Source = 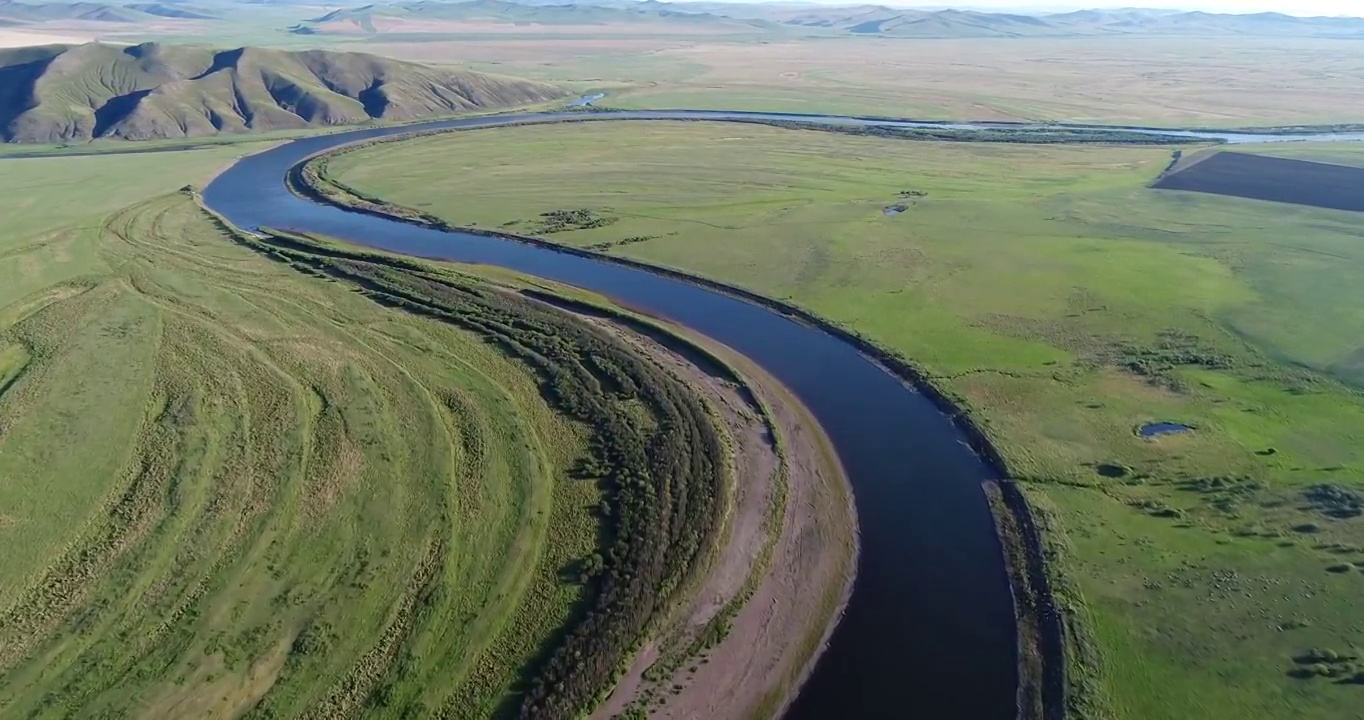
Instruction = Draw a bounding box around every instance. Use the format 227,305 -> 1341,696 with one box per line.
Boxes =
0,147 -> 609,718
322,120 -> 1364,720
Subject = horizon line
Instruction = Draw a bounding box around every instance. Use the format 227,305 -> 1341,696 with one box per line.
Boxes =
654,0 -> 1363,19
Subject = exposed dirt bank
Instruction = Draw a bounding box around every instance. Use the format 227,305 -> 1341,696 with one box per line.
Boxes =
526,292 -> 856,720
987,480 -> 1065,720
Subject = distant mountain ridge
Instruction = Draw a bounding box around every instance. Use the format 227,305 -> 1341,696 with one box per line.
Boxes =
293,0 -> 1364,37
0,0 -> 152,23
298,0 -> 772,33
0,0 -> 212,22
2,0 -> 1360,38
125,2 -> 216,19
0,42 -> 568,142
787,5 -> 1364,37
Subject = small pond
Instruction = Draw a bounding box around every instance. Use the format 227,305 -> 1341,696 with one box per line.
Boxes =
1140,422 -> 1194,438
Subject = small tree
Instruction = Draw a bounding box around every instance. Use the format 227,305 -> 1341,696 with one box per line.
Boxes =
579,553 -> 605,582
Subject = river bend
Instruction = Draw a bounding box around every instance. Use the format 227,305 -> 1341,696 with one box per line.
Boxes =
202,106 -> 1351,719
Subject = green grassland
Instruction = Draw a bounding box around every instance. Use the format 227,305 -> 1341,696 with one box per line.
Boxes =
0,150 -> 589,718
52,17 -> 1361,129
1236,141 -> 1364,168
0,142 -> 732,718
321,120 -> 1364,720
404,36 -> 1364,128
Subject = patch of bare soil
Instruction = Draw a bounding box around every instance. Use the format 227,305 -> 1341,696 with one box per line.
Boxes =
577,312 -> 856,720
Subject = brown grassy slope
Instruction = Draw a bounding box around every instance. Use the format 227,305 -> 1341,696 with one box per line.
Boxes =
0,41 -> 567,142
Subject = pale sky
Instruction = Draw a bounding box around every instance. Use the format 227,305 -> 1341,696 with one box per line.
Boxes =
700,0 -> 1364,16
663,0 -> 1364,18
912,1 -> 1360,15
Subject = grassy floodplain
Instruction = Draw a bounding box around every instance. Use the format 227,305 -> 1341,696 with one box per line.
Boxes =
0,140 -> 802,718
382,36 -> 1364,128
318,120 -> 1364,720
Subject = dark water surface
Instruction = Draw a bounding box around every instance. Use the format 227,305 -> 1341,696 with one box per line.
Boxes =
1140,422 -> 1195,438
202,105 -> 1364,718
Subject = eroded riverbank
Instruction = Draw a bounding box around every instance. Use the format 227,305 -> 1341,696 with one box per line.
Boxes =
552,301 -> 856,720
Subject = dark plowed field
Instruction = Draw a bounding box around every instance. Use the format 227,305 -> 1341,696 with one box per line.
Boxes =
1153,151 -> 1364,212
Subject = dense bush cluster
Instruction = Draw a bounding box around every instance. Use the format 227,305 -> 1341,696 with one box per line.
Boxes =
1119,332 -> 1235,379
529,209 -> 618,234
1289,647 -> 1364,683
240,231 -> 726,720
1303,484 -> 1364,520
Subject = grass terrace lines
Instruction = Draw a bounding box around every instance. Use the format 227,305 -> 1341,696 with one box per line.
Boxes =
0,144 -> 852,719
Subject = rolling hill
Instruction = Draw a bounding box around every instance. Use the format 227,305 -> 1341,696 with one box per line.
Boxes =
0,0 -> 152,23
296,0 -> 1364,38
296,0 -> 771,34
0,42 -> 568,142
842,8 -> 1057,37
125,2 -> 216,19
1043,8 -> 1364,36
785,5 -> 1364,37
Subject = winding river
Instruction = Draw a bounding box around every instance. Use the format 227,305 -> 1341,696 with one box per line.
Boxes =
201,107 -> 1362,719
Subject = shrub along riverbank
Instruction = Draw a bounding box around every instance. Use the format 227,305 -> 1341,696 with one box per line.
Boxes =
215,219 -> 734,720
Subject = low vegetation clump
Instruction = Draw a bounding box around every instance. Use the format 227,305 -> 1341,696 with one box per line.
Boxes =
1109,332 -> 1236,389
586,235 -> 662,251
748,118 -> 1214,145
1128,498 -> 1182,519
1289,648 -> 1363,680
1303,484 -> 1364,519
523,208 -> 619,234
